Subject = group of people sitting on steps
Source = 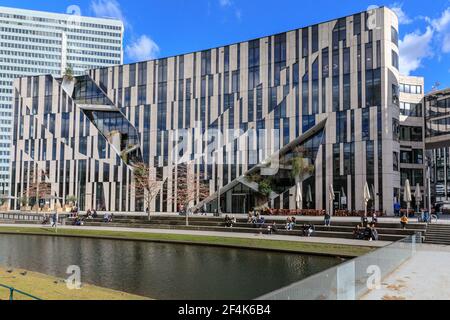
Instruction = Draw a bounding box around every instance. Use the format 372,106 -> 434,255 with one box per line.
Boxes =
353,214 -> 379,241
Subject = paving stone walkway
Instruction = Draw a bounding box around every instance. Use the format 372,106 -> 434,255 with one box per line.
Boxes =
362,243 -> 450,300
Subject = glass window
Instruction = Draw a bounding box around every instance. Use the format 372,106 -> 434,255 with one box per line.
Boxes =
138,85 -> 147,105
392,84 -> 399,106
391,26 -> 399,47
312,25 -> 319,53
362,108 -> 370,141
393,152 -> 399,171
354,14 -> 361,36
138,62 -> 147,85
129,64 -> 136,87
392,50 -> 399,70
248,39 -> 260,68
365,43 -> 373,70
232,71 -> 240,93
302,29 -> 308,57
201,50 -> 212,76
400,126 -> 423,142
343,48 -> 351,74
322,48 -> 329,78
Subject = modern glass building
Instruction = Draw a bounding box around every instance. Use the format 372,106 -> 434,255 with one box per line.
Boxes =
425,88 -> 450,202
0,6 -> 123,196
11,7 -> 403,215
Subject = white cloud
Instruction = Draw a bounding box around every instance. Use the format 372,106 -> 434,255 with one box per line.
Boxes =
91,0 -> 160,62
443,34 -> 450,53
390,3 -> 413,24
399,27 -> 434,75
431,8 -> 450,31
218,0 -> 241,21
431,8 -> 450,53
126,35 -> 160,62
219,0 -> 232,7
91,0 -> 127,26
235,9 -> 242,20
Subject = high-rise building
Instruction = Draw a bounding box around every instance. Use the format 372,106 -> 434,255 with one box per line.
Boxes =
398,75 -> 425,207
11,7 -> 403,215
0,6 -> 123,195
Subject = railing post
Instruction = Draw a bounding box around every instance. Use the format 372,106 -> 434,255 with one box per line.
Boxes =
9,288 -> 14,301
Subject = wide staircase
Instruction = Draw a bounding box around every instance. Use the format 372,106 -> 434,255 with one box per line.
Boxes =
425,224 -> 450,245
62,215 -> 426,242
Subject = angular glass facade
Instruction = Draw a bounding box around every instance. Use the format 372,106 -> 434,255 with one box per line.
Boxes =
11,7 -> 402,214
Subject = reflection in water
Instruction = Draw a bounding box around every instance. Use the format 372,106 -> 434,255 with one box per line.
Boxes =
0,235 -> 341,300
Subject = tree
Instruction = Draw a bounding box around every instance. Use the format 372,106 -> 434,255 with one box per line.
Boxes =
64,64 -> 74,81
176,162 -> 210,225
133,162 -> 163,220
258,179 -> 273,198
66,195 -> 78,207
19,196 -> 29,208
23,166 -> 52,212
290,147 -> 315,183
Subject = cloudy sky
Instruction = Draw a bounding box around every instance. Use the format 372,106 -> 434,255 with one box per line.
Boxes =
2,0 -> 450,91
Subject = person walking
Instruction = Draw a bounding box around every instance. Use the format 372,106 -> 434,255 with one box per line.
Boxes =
51,212 -> 57,228
324,212 -> 331,227
394,201 -> 401,217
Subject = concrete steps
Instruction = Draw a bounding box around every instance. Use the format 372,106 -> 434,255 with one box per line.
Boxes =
425,224 -> 450,245
0,214 -> 427,243
73,221 -> 409,242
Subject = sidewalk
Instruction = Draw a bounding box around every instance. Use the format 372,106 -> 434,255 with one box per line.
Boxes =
0,223 -> 390,248
121,213 -> 450,225
362,244 -> 450,300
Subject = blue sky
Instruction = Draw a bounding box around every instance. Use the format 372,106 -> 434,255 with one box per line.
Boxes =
1,0 -> 450,91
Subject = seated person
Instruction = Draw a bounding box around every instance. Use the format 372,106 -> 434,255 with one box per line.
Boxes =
268,222 -> 278,235
256,216 -> 265,228
73,217 -> 80,226
75,217 -> 85,226
286,217 -> 293,231
371,213 -> 378,225
103,213 -> 111,223
400,215 -> 409,230
42,215 -> 50,225
370,224 -> 379,241
363,226 -> 372,241
306,224 -> 315,237
361,216 -> 369,227
92,210 -> 98,218
224,215 -> 232,227
353,225 -> 363,239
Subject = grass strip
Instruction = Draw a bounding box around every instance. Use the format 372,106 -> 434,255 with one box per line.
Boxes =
0,266 -> 150,300
0,226 -> 375,258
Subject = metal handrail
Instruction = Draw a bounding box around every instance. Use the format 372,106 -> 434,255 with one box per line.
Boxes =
0,284 -> 41,300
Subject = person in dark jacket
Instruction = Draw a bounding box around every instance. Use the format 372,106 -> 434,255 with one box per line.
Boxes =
324,212 -> 331,227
